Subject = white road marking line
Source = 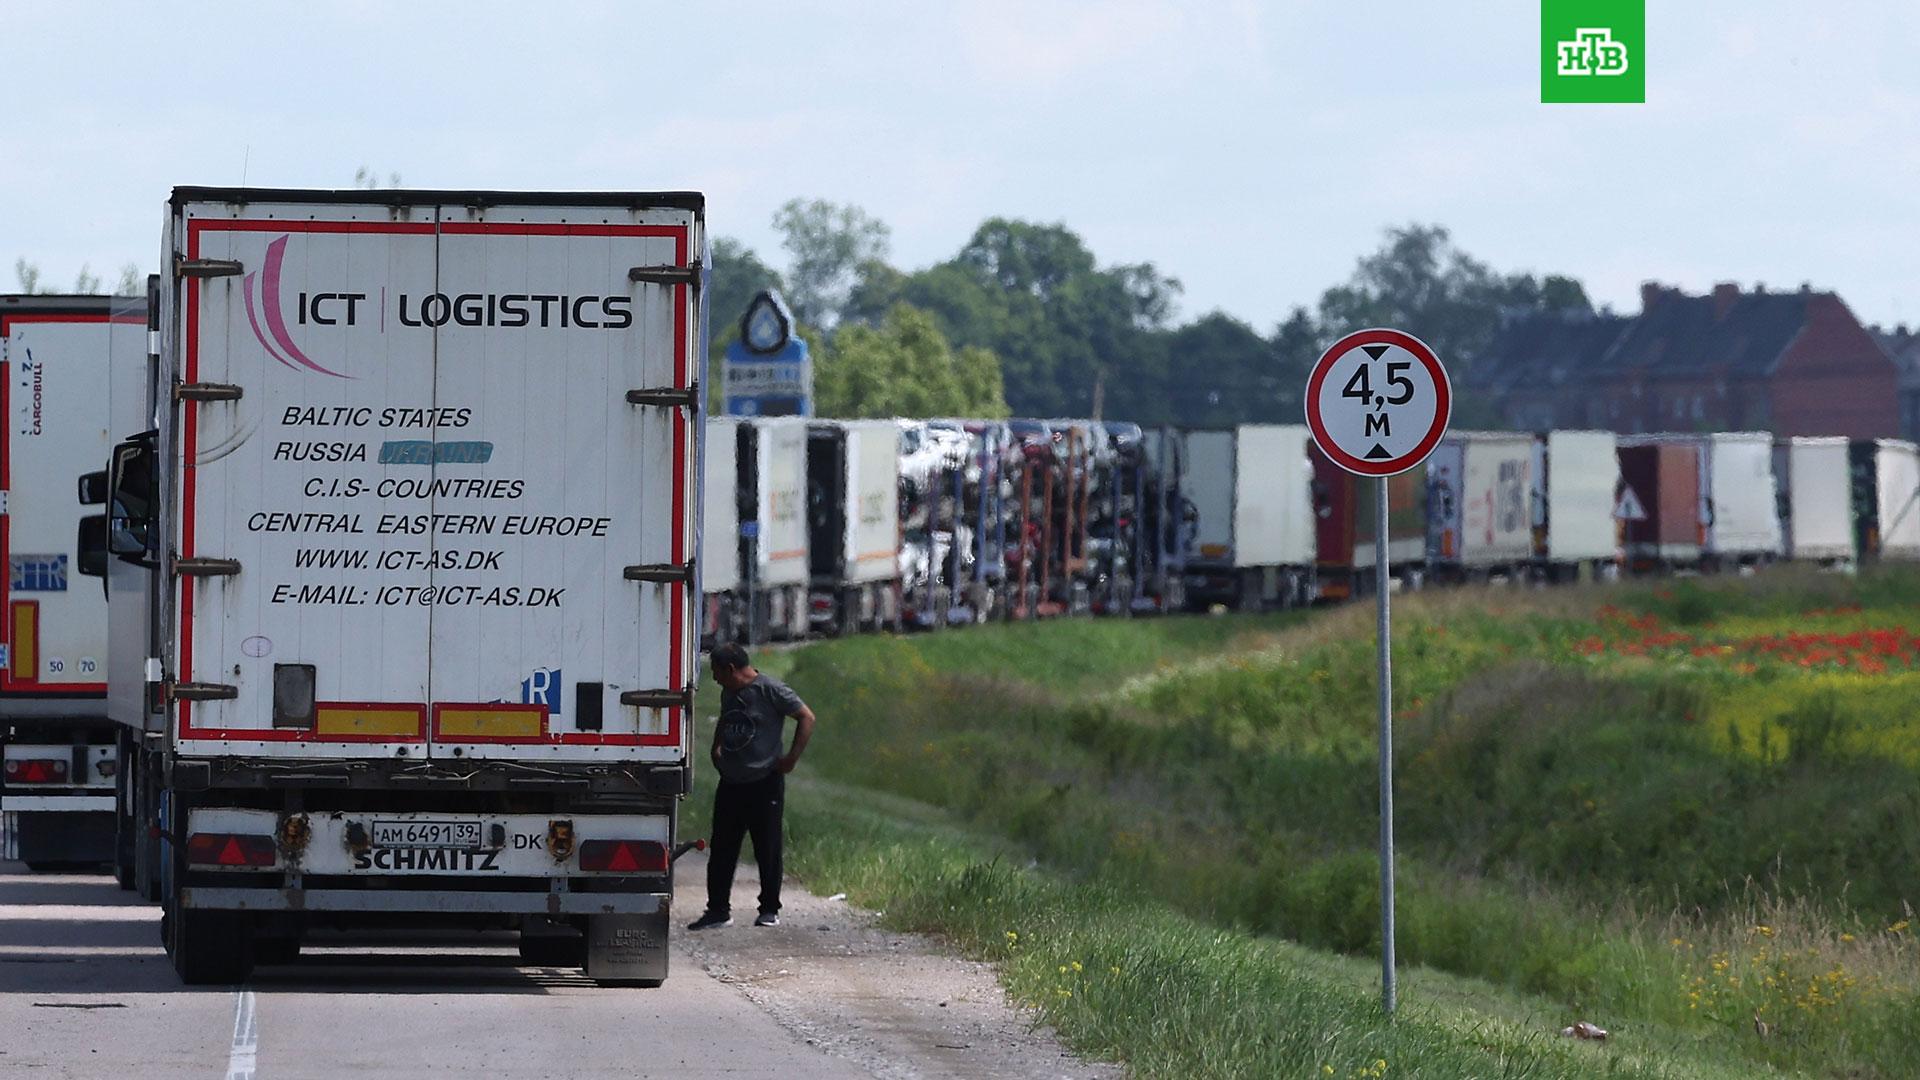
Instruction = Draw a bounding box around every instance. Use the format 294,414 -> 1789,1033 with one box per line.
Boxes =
226,989 -> 258,1080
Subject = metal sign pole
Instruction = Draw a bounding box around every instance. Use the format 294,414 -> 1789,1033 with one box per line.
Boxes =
1376,475 -> 1397,1015
1306,326 -> 1446,1018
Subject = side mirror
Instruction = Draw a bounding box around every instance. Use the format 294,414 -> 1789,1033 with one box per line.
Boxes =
77,514 -> 110,578
79,471 -> 109,506
107,434 -> 160,568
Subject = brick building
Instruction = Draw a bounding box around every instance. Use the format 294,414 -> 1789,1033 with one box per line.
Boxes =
1475,282 -> 1901,438
1874,327 -> 1920,441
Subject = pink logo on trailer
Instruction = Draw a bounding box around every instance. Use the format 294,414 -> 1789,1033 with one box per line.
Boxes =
244,235 -> 354,379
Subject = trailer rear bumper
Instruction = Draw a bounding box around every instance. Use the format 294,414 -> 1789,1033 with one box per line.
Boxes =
183,887 -> 667,916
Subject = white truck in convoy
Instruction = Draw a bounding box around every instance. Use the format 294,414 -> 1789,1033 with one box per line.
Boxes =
1775,437 -> 1855,565
2,295 -> 145,870
1425,431 -> 1535,581
807,419 -> 901,634
1531,430 -> 1622,580
78,188 -> 705,984
740,418 -> 812,641
1228,424 -> 1317,609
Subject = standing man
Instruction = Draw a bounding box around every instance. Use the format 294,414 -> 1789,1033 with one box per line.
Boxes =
688,643 -> 816,929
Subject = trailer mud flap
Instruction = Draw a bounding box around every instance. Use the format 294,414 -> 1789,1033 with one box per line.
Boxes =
586,910 -> 669,984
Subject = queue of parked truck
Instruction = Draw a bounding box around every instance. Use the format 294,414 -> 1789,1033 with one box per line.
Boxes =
698,417 -> 1920,646
3,185 -> 1918,989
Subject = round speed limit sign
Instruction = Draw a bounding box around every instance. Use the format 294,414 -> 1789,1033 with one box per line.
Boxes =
1305,328 -> 1451,477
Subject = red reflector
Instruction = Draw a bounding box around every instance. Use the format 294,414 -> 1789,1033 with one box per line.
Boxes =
186,832 -> 277,867
4,758 -> 68,784
578,839 -> 668,873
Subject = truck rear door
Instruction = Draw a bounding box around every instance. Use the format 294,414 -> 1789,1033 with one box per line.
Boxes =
169,195 -> 698,765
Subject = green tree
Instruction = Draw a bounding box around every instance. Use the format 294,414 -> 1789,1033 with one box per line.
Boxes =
1317,224 -> 1589,381
14,259 -> 45,294
870,218 -> 1180,419
770,198 -> 890,328
814,303 -> 1007,419
115,263 -> 142,297
73,265 -> 101,293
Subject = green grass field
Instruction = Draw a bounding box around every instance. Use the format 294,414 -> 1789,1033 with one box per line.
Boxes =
703,566 -> 1920,1077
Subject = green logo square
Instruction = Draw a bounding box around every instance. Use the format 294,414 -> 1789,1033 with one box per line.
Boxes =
1542,0 -> 1644,103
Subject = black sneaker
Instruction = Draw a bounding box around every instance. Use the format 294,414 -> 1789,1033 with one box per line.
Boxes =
687,911 -> 732,931
753,912 -> 779,927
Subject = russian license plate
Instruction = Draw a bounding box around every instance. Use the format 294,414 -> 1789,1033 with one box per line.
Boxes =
372,819 -> 484,849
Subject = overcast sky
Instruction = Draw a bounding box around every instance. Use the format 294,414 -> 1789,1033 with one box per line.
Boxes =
8,2 -> 1919,330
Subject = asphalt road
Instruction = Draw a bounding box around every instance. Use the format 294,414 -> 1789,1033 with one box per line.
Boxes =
0,861 -> 871,1079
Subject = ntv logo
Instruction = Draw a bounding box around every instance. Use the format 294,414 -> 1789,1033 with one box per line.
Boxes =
1541,1 -> 1643,103
1556,28 -> 1629,76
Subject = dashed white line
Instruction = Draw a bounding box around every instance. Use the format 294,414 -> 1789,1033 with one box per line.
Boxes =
226,989 -> 258,1080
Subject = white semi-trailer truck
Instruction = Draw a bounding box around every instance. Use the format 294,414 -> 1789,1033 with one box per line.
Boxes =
2,295 -> 145,871
1228,424 -> 1316,609
79,188 -> 704,984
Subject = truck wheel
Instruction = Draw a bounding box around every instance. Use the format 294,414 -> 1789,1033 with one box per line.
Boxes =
168,902 -> 255,985
114,730 -> 137,890
256,936 -> 302,966
518,930 -> 587,968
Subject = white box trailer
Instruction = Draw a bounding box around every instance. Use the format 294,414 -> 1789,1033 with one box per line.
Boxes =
1852,439 -> 1920,560
1,295 -> 145,867
1176,429 -> 1236,607
1774,437 -> 1854,563
90,188 -> 704,985
1700,432 -> 1783,562
1532,430 -> 1621,571
744,417 -> 810,640
700,417 -> 742,645
1230,424 -> 1315,607
806,419 -> 900,633
1426,431 -> 1534,575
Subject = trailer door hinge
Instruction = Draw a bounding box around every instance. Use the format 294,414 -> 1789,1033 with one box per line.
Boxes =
177,382 -> 244,402
625,385 -> 697,409
623,561 -> 694,585
175,256 -> 244,279
171,682 -> 239,702
627,265 -> 699,288
620,686 -> 694,710
175,557 -> 241,577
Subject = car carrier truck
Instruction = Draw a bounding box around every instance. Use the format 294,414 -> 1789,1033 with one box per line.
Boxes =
2,295 -> 145,870
78,188 -> 705,984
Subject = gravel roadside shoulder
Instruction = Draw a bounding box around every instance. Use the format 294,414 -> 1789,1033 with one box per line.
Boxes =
676,851 -> 1123,1080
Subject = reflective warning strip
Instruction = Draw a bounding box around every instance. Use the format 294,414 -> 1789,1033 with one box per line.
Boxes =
433,704 -> 547,742
314,703 -> 426,739
8,602 -> 36,682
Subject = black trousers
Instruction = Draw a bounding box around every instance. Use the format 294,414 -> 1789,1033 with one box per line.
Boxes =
706,771 -> 784,916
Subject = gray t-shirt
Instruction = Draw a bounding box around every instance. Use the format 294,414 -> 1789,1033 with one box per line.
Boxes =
715,674 -> 805,783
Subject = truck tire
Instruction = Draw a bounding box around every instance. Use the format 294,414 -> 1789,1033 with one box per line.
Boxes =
136,749 -> 163,903
256,936 -> 302,966
114,730 -> 137,890
518,933 -> 588,968
168,902 -> 255,985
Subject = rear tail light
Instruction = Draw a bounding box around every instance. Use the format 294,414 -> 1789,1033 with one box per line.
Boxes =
186,832 -> 278,868
810,597 -> 833,612
4,758 -> 68,784
578,839 -> 668,873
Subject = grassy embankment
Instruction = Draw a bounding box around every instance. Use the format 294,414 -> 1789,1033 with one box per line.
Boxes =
692,569 -> 1920,1077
